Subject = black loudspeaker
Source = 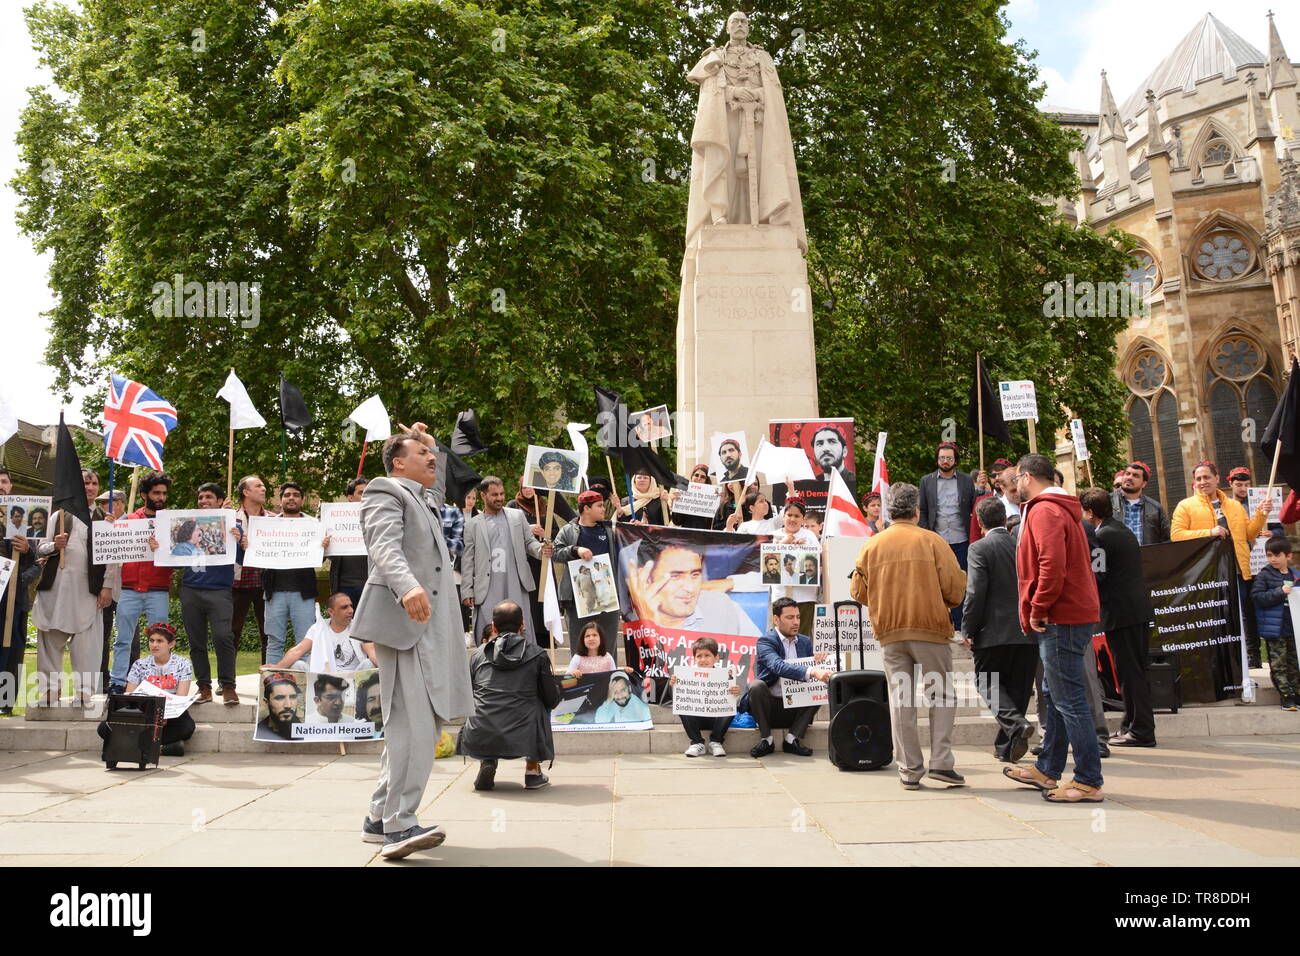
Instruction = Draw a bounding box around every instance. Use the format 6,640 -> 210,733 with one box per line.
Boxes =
827,601 -> 892,771
1147,654 -> 1181,714
104,694 -> 165,770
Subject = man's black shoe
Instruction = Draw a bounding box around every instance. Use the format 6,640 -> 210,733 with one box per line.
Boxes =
1109,733 -> 1157,748
1008,722 -> 1033,763
380,824 -> 446,860
474,759 -> 497,791
750,739 -> 775,759
1096,737 -> 1111,758
160,742 -> 184,757
782,739 -> 813,757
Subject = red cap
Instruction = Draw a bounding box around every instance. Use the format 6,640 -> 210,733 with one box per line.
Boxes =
577,490 -> 603,505
1227,467 -> 1250,482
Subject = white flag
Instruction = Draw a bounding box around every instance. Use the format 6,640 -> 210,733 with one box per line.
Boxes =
348,395 -> 392,444
543,563 -> 564,647
749,438 -> 815,483
567,422 -> 591,488
217,371 -> 266,430
0,391 -> 17,446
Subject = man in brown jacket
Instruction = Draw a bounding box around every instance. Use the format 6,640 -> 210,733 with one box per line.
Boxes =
852,482 -> 967,789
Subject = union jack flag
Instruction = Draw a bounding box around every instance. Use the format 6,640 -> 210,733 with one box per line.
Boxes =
102,374 -> 178,470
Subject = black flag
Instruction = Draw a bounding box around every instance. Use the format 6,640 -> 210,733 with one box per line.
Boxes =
434,439 -> 482,509
50,413 -> 91,529
279,375 -> 313,432
620,444 -> 681,493
594,385 -> 627,453
1261,358 -> 1300,489
966,354 -> 1012,445
450,409 -> 488,457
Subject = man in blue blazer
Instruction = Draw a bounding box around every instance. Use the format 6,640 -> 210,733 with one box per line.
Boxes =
743,597 -> 833,758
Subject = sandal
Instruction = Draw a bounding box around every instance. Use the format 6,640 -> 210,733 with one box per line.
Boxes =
1042,780 -> 1104,803
1002,765 -> 1057,791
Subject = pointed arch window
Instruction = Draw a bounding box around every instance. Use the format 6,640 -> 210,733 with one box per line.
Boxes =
1204,333 -> 1278,478
1126,347 -> 1185,508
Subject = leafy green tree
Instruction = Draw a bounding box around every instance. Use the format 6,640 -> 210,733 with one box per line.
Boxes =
14,0 -> 1133,501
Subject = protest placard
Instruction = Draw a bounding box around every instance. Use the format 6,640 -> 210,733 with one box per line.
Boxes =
674,481 -> 723,519
243,515 -> 323,570
812,602 -> 883,671
708,431 -> 751,485
132,679 -> 197,720
1069,419 -> 1089,461
321,502 -> 365,557
0,556 -> 13,603
671,665 -> 737,718
552,670 -> 654,731
254,666 -> 383,742
630,404 -> 672,444
1247,486 -> 1284,575
570,553 -> 620,618
153,509 -> 236,567
91,517 -> 155,564
778,657 -> 829,709
998,380 -> 1038,422
522,444 -> 585,495
761,542 -> 820,587
767,418 -> 856,514
1,495 -> 52,539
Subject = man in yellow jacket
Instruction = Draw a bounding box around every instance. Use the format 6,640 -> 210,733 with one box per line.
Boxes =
1171,461 -> 1272,578
1172,461 -> 1273,659
852,482 -> 967,790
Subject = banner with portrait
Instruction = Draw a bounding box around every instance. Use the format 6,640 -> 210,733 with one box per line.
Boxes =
254,667 -> 384,742
615,523 -> 770,705
2,495 -> 52,539
152,509 -> 237,568
707,431 -> 751,487
551,670 -> 653,731
768,418 -> 856,515
761,542 -> 820,587
1142,537 -> 1242,703
569,553 -> 620,618
522,445 -> 585,495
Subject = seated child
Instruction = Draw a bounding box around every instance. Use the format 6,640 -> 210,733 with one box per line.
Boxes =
1252,536 -> 1300,712
668,636 -> 740,757
459,600 -> 561,791
97,623 -> 196,760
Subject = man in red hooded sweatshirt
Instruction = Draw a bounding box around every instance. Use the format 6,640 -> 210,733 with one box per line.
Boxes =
1003,453 -> 1104,803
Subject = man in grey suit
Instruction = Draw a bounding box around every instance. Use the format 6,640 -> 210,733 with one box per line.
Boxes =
352,426 -> 474,860
461,476 -> 544,645
962,496 -> 1037,763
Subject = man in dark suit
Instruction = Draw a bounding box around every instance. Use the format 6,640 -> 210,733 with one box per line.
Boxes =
918,442 -> 976,631
1081,488 -> 1156,747
743,597 -> 833,758
962,497 -> 1037,762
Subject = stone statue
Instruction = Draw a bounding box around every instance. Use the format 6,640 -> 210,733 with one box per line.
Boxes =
684,11 -> 807,253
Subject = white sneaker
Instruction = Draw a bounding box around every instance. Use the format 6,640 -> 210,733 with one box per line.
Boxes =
707,740 -> 727,757
684,742 -> 707,757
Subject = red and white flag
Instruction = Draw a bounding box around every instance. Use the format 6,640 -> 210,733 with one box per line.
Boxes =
824,468 -> 870,537
870,431 -> 891,511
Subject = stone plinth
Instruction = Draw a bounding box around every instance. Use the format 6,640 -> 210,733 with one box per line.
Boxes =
676,223 -> 819,472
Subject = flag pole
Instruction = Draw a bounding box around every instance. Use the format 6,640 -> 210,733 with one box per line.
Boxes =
280,429 -> 287,485
538,488 -> 557,602
356,441 -> 367,479
1027,419 -> 1038,455
226,366 -> 237,504
976,353 -> 986,480
126,465 -> 142,515
605,454 -> 619,525
2,555 -> 16,649
1267,438 -> 1283,499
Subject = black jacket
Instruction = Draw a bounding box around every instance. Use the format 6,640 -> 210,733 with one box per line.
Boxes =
919,470 -> 976,537
1108,490 -> 1170,546
458,631 -> 560,762
1092,517 -> 1153,631
961,527 -> 1032,647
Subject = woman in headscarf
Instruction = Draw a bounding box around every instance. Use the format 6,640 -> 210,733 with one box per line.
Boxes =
619,469 -> 668,525
671,463 -> 722,530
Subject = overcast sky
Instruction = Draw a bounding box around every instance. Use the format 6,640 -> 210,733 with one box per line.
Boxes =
1,1 -> 1295,428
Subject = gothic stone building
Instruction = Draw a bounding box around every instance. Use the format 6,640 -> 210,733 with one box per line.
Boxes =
1050,13 -> 1300,509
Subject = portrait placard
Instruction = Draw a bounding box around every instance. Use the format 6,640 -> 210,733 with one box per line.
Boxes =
153,509 -> 236,567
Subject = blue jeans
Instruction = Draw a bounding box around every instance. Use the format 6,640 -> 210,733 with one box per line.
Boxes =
112,590 -> 171,686
265,591 -> 317,664
1035,622 -> 1103,788
948,541 -> 969,631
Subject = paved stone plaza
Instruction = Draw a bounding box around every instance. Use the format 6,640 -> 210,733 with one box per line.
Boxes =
2,734 -> 1298,866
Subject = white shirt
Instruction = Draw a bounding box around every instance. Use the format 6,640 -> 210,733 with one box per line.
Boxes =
303,618 -> 372,673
